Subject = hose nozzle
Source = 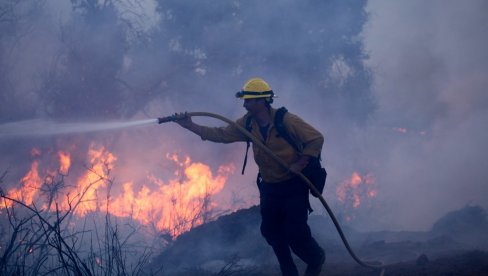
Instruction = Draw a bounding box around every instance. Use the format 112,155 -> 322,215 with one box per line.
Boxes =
157,113 -> 189,124
157,115 -> 176,124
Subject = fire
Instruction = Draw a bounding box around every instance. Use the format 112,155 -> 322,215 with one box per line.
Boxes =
65,144 -> 117,216
1,144 -> 235,238
336,171 -> 377,210
109,155 -> 232,237
5,161 -> 42,207
58,151 -> 71,175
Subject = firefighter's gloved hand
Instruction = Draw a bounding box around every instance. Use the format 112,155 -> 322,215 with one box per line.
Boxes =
289,155 -> 310,174
289,162 -> 305,174
174,112 -> 193,129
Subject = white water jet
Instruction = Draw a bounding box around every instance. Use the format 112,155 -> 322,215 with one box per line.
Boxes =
0,118 -> 158,138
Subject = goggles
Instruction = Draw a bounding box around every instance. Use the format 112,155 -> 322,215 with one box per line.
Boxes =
235,90 -> 274,98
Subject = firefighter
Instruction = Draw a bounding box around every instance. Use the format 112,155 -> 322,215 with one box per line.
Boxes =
174,77 -> 325,276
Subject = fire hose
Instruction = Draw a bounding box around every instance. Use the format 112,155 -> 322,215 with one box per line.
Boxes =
158,112 -> 385,275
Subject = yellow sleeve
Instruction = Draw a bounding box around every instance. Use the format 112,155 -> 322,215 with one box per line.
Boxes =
196,115 -> 248,143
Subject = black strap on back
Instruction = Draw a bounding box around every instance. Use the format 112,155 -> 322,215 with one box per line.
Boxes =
241,115 -> 253,174
274,107 -> 301,152
276,107 -> 321,160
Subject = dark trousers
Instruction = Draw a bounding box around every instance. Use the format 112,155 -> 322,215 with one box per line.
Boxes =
258,176 -> 324,276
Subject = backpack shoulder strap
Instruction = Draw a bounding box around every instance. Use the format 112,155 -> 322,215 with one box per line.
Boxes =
241,115 -> 253,174
274,107 -> 300,153
245,114 -> 253,133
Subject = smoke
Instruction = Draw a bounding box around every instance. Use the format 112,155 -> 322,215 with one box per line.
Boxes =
360,0 -> 488,230
1,0 -> 486,242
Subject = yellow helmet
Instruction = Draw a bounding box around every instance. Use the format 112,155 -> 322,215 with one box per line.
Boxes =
235,78 -> 274,100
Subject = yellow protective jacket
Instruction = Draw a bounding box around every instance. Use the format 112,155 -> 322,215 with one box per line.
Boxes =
194,108 -> 324,183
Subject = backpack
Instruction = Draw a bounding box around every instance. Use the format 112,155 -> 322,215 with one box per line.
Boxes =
241,107 -> 327,197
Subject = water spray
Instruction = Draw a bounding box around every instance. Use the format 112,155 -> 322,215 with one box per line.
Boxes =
158,112 -> 385,274
0,118 -> 158,138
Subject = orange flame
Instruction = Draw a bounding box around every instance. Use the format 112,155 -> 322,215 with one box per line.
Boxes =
2,144 -> 235,238
109,155 -> 232,237
5,161 -> 42,207
336,172 -> 377,210
64,144 -> 117,216
58,151 -> 71,175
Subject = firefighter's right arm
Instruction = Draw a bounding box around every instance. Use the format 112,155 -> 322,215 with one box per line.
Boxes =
174,113 -> 246,143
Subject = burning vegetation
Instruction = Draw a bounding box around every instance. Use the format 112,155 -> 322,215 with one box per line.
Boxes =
1,143 -> 235,238
336,172 -> 377,212
0,142 -> 237,275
